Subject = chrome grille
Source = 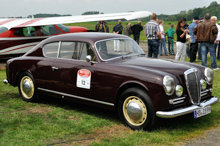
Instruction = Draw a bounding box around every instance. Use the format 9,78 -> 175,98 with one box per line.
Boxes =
184,68 -> 201,105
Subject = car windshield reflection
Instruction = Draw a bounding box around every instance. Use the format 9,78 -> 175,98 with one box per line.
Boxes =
95,39 -> 145,60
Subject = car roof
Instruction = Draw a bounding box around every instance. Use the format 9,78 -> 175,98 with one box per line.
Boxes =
43,32 -> 130,45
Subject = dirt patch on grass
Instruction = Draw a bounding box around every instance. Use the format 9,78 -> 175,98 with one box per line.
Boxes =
0,63 -> 5,70
22,105 -> 52,115
184,127 -> 220,146
47,125 -> 132,146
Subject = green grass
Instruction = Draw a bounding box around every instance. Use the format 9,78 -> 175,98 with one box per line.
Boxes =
0,58 -> 220,145
66,21 -> 178,41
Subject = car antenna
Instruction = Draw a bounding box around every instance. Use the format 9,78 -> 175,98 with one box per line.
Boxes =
6,12 -> 16,19
24,7 -> 34,19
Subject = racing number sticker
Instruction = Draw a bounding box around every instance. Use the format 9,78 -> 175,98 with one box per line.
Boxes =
77,69 -> 91,89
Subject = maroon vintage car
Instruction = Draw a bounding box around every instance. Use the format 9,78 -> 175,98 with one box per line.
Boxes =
4,32 -> 218,130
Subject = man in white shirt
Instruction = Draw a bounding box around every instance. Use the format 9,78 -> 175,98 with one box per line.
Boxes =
158,20 -> 168,56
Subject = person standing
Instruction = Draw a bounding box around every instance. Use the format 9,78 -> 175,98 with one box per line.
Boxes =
124,23 -> 132,36
144,13 -> 161,58
193,13 -> 219,70
211,16 -> 220,58
175,19 -> 189,61
166,24 -> 175,55
113,20 -> 123,34
158,20 -> 168,56
113,20 -> 123,51
188,17 -> 199,62
95,20 -> 109,33
130,21 -> 143,44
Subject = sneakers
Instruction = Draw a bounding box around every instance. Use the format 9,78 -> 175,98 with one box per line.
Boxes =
213,67 -> 219,70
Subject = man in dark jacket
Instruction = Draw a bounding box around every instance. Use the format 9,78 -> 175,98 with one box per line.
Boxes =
113,20 -> 123,34
130,21 -> 143,44
193,13 -> 219,70
124,23 -> 132,36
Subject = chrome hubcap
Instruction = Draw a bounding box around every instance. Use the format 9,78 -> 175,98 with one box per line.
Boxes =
127,101 -> 143,122
22,80 -> 32,95
20,76 -> 34,99
123,96 -> 147,126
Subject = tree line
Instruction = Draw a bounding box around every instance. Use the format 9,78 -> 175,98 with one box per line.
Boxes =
144,1 -> 220,21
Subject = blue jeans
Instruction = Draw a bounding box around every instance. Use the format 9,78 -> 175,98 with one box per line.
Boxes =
148,39 -> 159,58
159,38 -> 168,55
198,43 -> 201,60
201,42 -> 218,68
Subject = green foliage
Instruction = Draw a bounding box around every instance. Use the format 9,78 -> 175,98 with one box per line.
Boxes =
144,1 -> 220,21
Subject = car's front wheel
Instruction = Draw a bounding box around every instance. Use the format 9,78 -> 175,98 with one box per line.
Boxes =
18,72 -> 39,102
118,87 -> 156,131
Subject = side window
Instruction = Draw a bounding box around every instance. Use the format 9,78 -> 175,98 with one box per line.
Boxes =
14,27 -> 36,36
41,25 -> 57,36
59,42 -> 96,61
43,42 -> 59,58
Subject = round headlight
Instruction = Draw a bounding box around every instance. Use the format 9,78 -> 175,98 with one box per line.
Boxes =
163,76 -> 175,96
200,79 -> 207,90
175,85 -> 183,97
204,68 -> 214,84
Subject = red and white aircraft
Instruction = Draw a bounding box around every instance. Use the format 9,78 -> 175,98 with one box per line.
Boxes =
0,11 -> 151,59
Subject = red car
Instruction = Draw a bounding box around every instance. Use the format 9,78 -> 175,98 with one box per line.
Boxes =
0,24 -> 87,59
4,32 -> 219,130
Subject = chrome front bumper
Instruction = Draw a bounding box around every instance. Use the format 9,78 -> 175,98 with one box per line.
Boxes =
156,96 -> 218,118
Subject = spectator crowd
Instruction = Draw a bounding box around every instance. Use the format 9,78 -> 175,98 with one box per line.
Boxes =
95,12 -> 220,70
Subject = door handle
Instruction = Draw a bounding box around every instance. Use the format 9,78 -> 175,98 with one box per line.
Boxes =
52,67 -> 58,71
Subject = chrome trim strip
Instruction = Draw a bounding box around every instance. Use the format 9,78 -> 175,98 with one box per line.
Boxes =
173,100 -> 185,105
172,97 -> 185,102
201,89 -> 209,94
38,88 -> 114,106
201,89 -> 209,97
156,96 -> 218,118
201,93 -> 208,97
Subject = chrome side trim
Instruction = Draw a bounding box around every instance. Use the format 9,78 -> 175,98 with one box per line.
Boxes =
156,96 -> 218,118
38,88 -> 114,106
201,89 -> 209,97
169,97 -> 186,105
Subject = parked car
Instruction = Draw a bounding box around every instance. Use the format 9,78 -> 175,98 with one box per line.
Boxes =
4,32 -> 218,130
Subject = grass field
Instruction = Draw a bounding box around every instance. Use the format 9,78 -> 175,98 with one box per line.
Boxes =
0,57 -> 220,145
66,21 -> 180,41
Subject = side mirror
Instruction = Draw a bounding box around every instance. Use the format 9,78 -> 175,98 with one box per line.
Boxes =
86,55 -> 92,62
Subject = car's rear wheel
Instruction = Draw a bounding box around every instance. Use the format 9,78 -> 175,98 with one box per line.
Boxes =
18,72 -> 39,102
118,87 -> 156,131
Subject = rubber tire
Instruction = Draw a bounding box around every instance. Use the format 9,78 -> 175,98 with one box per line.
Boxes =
118,87 -> 156,131
18,72 -> 39,102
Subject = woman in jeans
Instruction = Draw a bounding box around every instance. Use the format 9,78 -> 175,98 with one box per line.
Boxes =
175,19 -> 189,61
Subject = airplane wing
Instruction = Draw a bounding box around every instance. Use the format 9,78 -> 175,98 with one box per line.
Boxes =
0,11 -> 151,29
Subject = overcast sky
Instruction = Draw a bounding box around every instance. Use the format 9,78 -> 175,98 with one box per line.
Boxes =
0,0 -> 219,17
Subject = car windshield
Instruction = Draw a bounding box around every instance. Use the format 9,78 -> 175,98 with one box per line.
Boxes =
56,24 -> 70,32
95,39 -> 145,60
0,27 -> 8,34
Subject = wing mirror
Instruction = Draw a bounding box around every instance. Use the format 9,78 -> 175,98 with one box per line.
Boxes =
86,55 -> 92,62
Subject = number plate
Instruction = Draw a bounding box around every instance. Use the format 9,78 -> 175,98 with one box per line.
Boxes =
194,106 -> 211,118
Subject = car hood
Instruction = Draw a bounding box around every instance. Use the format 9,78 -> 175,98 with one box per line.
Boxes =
118,56 -> 192,75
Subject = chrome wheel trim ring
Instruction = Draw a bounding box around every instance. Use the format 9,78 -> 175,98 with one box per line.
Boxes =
20,76 -> 34,99
123,96 -> 147,126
